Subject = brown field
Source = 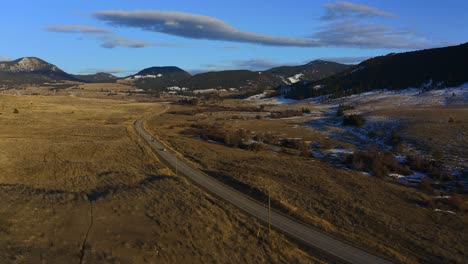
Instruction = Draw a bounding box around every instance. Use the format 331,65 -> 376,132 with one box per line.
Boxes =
372,105 -> 468,167
146,103 -> 468,263
0,95 -> 317,263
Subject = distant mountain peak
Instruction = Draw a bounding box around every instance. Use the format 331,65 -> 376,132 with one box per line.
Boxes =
306,60 -> 331,65
136,66 -> 190,76
0,57 -> 62,73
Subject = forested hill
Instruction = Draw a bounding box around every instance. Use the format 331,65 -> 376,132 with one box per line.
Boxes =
285,43 -> 468,99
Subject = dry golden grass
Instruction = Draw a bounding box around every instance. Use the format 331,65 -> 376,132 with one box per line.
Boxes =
373,105 -> 467,164
0,95 -> 161,192
77,83 -> 135,92
147,103 -> 468,264
0,95 -> 318,263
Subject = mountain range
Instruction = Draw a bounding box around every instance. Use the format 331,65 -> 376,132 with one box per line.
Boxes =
1,43 -> 467,98
0,56 -> 351,95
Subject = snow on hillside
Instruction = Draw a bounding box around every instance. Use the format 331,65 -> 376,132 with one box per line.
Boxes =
288,73 -> 304,84
331,83 -> 468,108
246,92 -> 268,100
126,74 -> 163,80
244,91 -> 299,104
246,83 -> 468,107
193,88 -> 226,94
167,86 -> 188,91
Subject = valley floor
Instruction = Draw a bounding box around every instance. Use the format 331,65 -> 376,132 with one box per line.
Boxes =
0,95 -> 316,263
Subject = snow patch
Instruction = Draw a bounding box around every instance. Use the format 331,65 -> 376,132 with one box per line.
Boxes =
434,209 -> 456,214
288,73 -> 304,84
246,92 -> 268,100
167,86 -> 189,91
193,88 -> 226,94
396,172 -> 427,183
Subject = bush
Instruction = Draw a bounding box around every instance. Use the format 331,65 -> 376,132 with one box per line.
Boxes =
337,108 -> 344,117
419,178 -> 434,194
346,151 -> 412,178
343,114 -> 365,127
405,155 -> 450,181
448,117 -> 454,123
178,98 -> 199,105
388,130 -> 401,145
13,108 -> 19,114
270,110 -> 303,119
337,104 -> 354,117
431,148 -> 443,161
448,195 -> 466,211
280,138 -> 310,155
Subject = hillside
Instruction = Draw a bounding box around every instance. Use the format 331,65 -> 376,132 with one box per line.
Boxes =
125,66 -> 191,92
72,72 -> 118,83
267,60 -> 351,84
179,70 -> 284,94
0,57 -> 79,86
129,60 -> 349,96
286,43 -> 468,99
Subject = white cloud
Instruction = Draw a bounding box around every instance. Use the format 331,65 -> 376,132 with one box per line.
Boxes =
100,36 -> 153,49
321,1 -> 397,20
310,22 -> 429,49
46,24 -> 155,49
94,8 -> 430,49
94,10 -> 319,47
46,25 -> 112,34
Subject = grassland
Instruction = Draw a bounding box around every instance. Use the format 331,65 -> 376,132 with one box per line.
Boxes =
372,105 -> 467,167
0,95 -> 317,263
146,102 -> 468,263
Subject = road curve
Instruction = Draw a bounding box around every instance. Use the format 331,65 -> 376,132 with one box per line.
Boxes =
134,118 -> 393,264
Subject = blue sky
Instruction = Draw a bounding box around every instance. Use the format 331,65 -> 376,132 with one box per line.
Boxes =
0,0 -> 466,75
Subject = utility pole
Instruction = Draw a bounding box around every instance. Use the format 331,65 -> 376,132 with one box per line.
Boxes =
268,185 -> 271,234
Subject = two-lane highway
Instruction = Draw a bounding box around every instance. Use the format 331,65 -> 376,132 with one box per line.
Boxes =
135,118 -> 393,264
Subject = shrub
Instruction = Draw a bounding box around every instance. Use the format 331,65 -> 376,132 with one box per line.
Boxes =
13,108 -> 19,114
405,154 -> 450,181
448,117 -> 454,123
431,148 -> 443,161
178,98 -> 199,105
270,110 -> 303,119
336,108 -> 344,117
337,104 -> 354,117
340,104 -> 355,111
388,130 -> 401,145
448,195 -> 466,211
343,114 -> 365,127
419,178 -> 433,194
301,107 -> 311,114
346,151 -> 412,177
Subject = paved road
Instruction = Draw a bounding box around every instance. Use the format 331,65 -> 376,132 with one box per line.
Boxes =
135,118 -> 393,264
